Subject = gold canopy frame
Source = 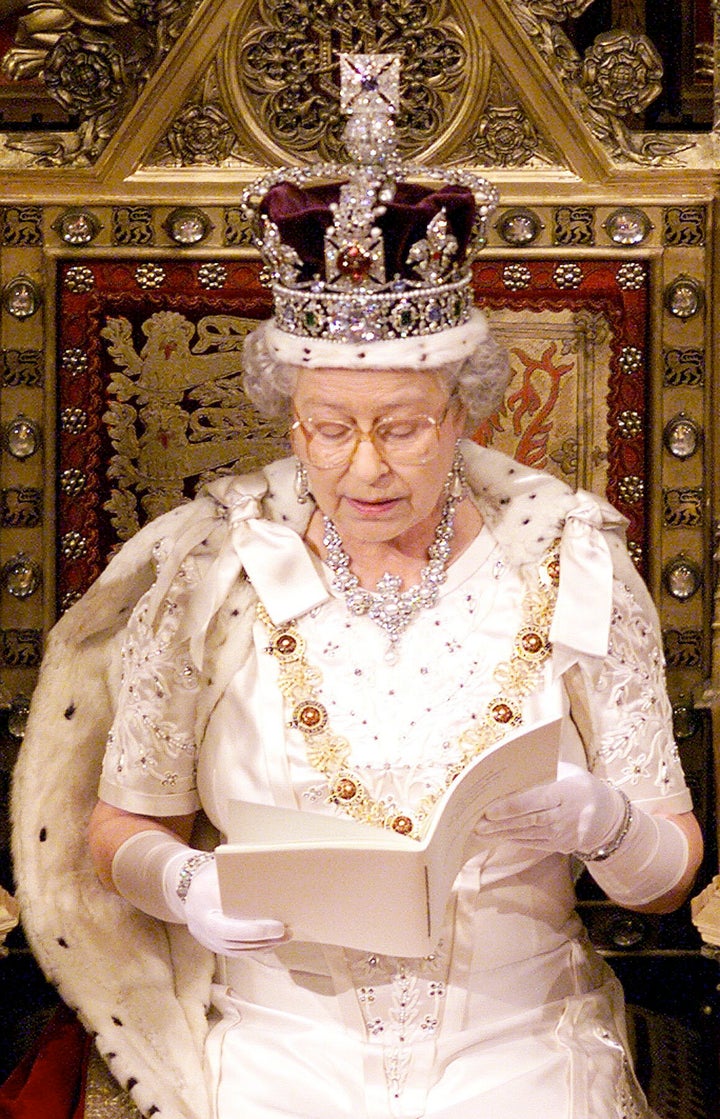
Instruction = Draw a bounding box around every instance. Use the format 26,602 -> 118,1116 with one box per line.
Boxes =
1,2 -> 720,1110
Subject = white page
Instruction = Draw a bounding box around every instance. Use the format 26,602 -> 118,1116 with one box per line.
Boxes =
216,715 -> 561,955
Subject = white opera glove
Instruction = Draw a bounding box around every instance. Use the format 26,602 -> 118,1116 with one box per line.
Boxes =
180,856 -> 289,955
111,831 -> 288,956
475,762 -> 629,857
475,762 -> 690,907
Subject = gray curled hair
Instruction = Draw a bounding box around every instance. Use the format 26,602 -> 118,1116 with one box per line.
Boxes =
242,319 -> 511,433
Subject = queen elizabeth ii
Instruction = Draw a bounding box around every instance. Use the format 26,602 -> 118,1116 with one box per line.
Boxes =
13,54 -> 702,1119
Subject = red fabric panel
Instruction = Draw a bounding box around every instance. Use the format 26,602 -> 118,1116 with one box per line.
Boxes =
0,1005 -> 89,1119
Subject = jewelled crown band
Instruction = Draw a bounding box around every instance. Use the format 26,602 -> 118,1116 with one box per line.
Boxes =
262,308 -> 491,370
241,53 -> 498,362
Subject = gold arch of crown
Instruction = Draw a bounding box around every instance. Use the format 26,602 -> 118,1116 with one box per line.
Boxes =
240,54 -> 498,345
257,540 -> 560,839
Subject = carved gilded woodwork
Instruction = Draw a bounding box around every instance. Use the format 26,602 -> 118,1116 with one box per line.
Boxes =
0,0 -> 715,709
508,1 -> 688,162
220,0 -> 477,161
0,0 -> 200,166
0,0 -> 706,169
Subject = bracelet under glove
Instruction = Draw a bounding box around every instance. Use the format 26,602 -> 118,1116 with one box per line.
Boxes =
475,762 -> 689,907
583,806 -> 688,907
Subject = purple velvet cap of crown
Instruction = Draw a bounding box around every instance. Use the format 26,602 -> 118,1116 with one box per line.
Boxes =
260,180 -> 476,283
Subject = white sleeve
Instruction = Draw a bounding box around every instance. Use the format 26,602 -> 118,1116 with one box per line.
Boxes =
98,548 -> 205,817
565,576 -> 693,816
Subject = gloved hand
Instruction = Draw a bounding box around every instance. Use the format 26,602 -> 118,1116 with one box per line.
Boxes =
178,854 -> 288,956
112,831 -> 288,956
474,762 -> 690,907
474,762 -> 628,857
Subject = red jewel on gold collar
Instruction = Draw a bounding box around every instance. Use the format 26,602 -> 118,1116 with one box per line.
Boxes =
544,554 -> 561,586
293,701 -> 328,734
337,243 -> 373,283
521,631 -> 543,654
333,777 -> 358,801
517,628 -> 547,660
490,702 -> 515,724
268,629 -> 304,660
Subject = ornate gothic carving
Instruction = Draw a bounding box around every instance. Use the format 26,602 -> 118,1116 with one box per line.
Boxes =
154,0 -> 487,166
0,0 -> 694,168
149,67 -> 252,166
0,0 -> 199,164
235,0 -> 474,157
508,0 -> 687,162
453,60 -> 560,168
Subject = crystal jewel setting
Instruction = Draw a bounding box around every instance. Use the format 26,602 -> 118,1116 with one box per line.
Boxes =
241,53 -> 497,345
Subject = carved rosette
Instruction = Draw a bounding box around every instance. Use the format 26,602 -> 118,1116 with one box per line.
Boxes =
580,30 -> 663,116
471,106 -> 540,167
43,31 -> 129,119
166,103 -> 238,165
509,0 -> 684,163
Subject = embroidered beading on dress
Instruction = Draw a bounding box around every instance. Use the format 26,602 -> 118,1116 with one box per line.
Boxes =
101,551 -> 204,806
583,581 -> 683,799
619,1058 -> 654,1119
258,539 -> 560,838
347,945 -> 450,1101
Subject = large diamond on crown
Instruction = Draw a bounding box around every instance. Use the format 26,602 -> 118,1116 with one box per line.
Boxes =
241,52 -> 499,344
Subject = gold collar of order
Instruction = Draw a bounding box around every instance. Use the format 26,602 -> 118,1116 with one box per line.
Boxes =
257,541 -> 560,840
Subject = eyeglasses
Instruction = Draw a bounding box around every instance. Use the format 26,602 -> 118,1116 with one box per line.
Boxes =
291,402 -> 452,469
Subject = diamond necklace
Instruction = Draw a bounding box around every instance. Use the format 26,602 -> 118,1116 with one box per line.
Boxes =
322,491 -> 459,662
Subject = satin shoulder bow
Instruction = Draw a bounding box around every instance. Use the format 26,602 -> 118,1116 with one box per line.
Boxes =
549,490 -> 628,663
161,473 -> 327,667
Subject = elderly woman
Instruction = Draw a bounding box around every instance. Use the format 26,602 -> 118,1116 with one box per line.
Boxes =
13,53 -> 702,1119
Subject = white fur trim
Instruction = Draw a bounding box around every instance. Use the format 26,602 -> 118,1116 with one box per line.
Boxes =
263,307 -> 490,369
11,624 -> 213,1119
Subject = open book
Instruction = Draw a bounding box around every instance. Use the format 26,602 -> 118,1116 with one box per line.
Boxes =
216,715 -> 561,957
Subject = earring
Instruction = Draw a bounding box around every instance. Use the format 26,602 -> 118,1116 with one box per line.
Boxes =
447,442 -> 467,500
294,459 -> 311,504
